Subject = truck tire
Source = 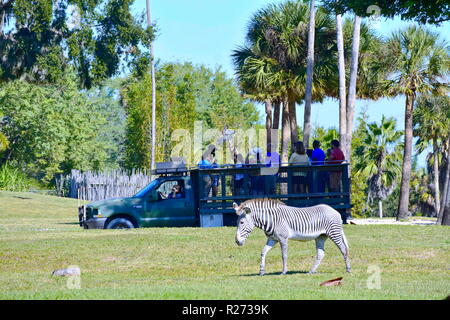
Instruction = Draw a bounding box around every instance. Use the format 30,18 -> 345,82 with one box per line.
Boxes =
105,217 -> 135,229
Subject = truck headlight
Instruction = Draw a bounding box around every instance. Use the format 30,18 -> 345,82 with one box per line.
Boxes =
92,208 -> 103,218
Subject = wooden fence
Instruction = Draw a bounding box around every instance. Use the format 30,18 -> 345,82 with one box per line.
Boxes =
56,169 -> 153,202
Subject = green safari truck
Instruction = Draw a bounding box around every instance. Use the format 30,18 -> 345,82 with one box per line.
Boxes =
78,163 -> 351,229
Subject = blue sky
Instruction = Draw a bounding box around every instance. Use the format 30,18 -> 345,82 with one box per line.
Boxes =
132,0 -> 449,165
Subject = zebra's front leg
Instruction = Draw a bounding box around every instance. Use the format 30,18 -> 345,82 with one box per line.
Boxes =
260,238 -> 278,276
309,235 -> 327,274
279,239 -> 288,275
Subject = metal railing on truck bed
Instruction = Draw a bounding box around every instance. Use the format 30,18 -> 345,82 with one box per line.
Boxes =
190,163 -> 351,226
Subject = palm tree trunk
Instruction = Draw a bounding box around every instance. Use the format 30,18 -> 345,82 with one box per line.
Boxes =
336,14 -> 347,157
438,134 -> 450,224
288,92 -> 298,145
397,93 -> 415,220
433,139 -> 440,216
346,15 -> 361,162
281,98 -> 291,164
303,0 -> 315,149
273,100 -> 281,130
265,100 -> 273,147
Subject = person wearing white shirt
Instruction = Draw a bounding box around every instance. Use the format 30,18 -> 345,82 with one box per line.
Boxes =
289,141 -> 310,193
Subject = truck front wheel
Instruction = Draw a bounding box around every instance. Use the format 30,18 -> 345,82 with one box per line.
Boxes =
105,217 -> 135,229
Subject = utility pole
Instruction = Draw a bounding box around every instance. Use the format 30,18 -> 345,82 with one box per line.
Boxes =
146,0 -> 156,173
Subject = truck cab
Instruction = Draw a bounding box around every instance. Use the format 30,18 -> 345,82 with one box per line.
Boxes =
79,175 -> 198,229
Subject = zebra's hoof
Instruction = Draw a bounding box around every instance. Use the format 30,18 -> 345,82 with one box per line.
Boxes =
259,272 -> 265,276
281,271 -> 287,275
308,271 -> 316,275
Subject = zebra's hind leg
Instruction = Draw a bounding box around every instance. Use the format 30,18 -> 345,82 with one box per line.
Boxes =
309,235 -> 327,274
279,238 -> 288,275
329,232 -> 351,273
260,238 -> 278,276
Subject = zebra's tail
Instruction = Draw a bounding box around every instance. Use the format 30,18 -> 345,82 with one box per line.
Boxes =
342,230 -> 349,257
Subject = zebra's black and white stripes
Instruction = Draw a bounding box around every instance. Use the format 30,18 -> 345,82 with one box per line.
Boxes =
234,199 -> 350,275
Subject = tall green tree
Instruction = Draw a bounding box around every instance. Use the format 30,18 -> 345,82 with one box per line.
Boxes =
0,0 -> 155,88
121,62 -> 259,169
303,0 -> 316,148
321,0 -> 449,25
376,26 -> 449,220
354,116 -> 403,217
232,0 -> 337,161
413,95 -> 450,216
0,72 -> 108,182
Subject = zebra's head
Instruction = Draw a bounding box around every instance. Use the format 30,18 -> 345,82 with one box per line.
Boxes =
233,202 -> 255,246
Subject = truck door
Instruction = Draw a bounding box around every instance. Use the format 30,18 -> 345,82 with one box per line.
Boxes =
143,178 -> 196,227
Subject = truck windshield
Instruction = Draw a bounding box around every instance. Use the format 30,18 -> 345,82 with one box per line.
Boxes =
134,180 -> 159,198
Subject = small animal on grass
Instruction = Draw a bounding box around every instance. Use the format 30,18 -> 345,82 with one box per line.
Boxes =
233,199 -> 350,275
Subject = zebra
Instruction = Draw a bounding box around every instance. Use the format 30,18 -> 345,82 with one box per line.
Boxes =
233,199 -> 350,275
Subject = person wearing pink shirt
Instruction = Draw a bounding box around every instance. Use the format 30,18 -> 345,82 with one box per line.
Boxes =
328,140 -> 345,192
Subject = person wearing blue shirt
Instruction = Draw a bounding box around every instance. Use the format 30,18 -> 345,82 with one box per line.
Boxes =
311,140 -> 326,192
265,143 -> 280,194
198,152 -> 212,197
311,140 -> 326,165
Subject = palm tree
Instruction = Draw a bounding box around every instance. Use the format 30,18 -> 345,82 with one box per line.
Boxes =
303,0 -> 316,148
345,15 -> 361,162
377,26 -> 449,220
413,95 -> 450,216
354,116 -> 403,217
336,13 -> 347,154
440,131 -> 450,225
232,0 -> 336,161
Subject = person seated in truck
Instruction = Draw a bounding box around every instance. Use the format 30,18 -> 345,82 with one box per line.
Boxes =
246,147 -> 265,195
264,142 -> 280,194
167,184 -> 183,199
198,151 -> 212,197
233,153 -> 245,195
208,147 -> 220,198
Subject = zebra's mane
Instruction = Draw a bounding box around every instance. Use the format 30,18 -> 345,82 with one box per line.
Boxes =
240,198 -> 286,208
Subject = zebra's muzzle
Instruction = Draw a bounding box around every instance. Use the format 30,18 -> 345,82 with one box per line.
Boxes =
235,236 -> 245,246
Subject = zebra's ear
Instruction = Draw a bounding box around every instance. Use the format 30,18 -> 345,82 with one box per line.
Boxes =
242,207 -> 251,215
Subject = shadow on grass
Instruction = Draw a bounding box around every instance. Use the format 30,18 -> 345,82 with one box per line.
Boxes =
236,270 -> 313,277
58,222 -> 80,225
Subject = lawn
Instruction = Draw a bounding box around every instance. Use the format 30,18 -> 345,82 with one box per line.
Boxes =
0,190 -> 449,300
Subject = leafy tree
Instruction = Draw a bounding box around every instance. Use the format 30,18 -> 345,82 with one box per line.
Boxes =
86,78 -> 127,168
354,116 -> 403,217
0,0 -> 155,88
311,126 -> 339,151
413,95 -> 450,215
321,0 -> 450,25
121,62 -> 259,169
232,0 -> 337,161
0,72 -> 108,182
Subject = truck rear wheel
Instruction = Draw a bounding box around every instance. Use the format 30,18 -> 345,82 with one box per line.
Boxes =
105,217 -> 135,229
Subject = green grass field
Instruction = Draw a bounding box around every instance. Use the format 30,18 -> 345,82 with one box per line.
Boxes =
0,190 -> 449,300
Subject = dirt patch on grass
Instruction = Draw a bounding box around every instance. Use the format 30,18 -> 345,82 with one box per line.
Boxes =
350,218 -> 437,226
